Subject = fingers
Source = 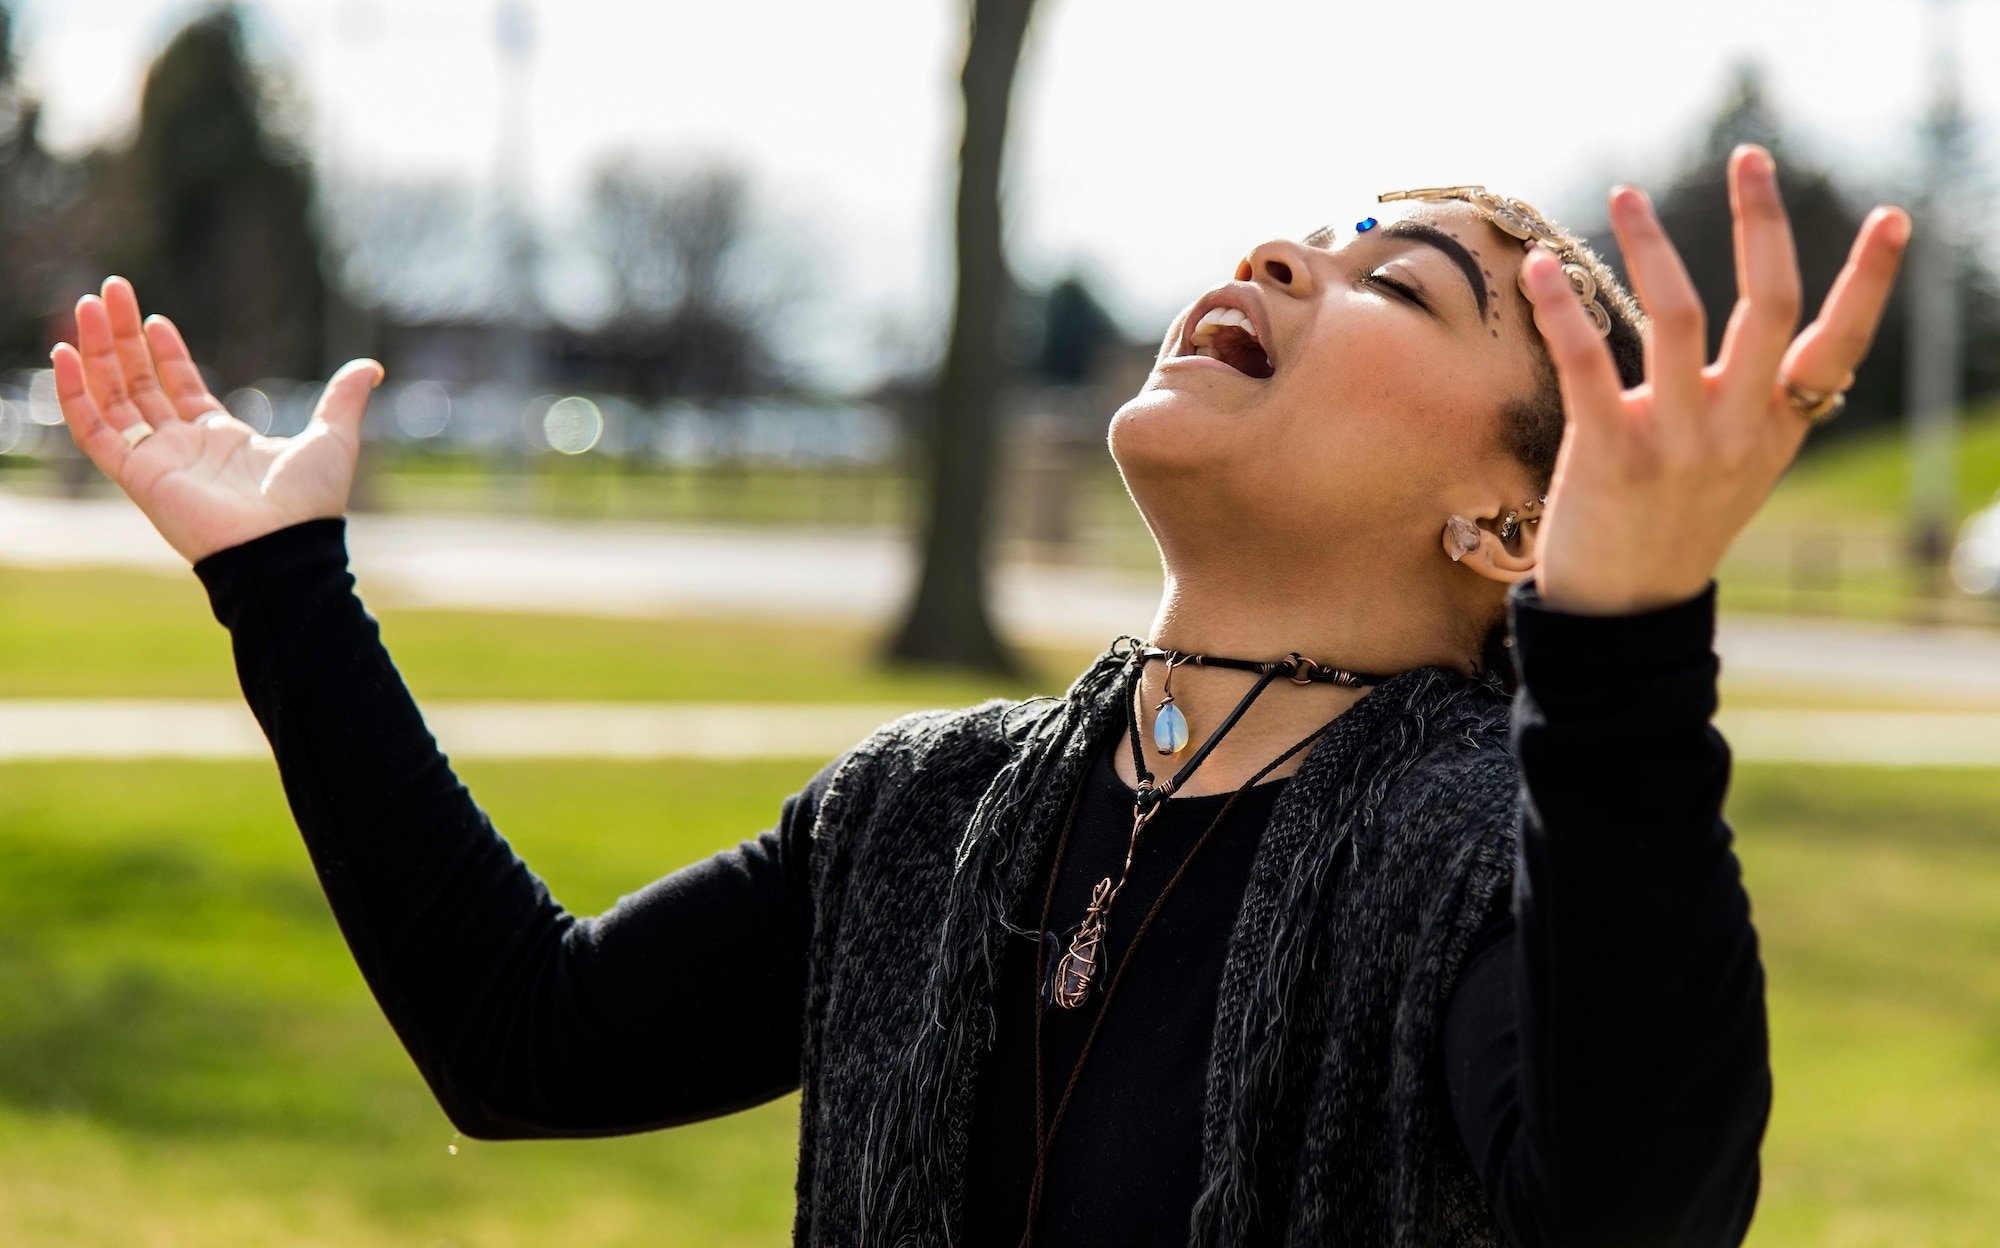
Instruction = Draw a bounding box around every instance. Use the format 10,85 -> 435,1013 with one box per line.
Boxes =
1715,146 -> 1804,403
98,277 -> 180,429
1522,246 -> 1626,431
50,343 -> 131,478
1780,206 -> 1912,395
311,359 -> 386,440
1607,185 -> 1705,417
140,314 -> 224,421
72,295 -> 155,443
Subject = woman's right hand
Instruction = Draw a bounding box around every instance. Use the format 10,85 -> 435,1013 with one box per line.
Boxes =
52,276 -> 383,565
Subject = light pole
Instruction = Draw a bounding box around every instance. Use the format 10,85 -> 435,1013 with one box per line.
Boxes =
1906,0 -> 1967,600
493,0 -> 541,387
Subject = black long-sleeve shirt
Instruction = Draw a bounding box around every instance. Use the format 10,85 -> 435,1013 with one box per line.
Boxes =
196,518 -> 1768,1247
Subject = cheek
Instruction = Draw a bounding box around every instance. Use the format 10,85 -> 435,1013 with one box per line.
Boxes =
1265,313 -> 1505,505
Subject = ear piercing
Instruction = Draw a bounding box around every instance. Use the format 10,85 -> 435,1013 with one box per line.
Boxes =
1497,496 -> 1549,542
1446,515 -> 1481,562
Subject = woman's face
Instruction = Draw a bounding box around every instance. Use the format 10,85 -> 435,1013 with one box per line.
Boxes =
1110,202 -> 1548,574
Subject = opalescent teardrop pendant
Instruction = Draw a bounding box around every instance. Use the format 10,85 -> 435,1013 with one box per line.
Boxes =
1153,702 -> 1190,755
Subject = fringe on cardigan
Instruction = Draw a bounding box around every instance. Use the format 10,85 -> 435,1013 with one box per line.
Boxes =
804,649 -> 1518,1247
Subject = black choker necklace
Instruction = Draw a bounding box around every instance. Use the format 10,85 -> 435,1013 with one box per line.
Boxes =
1136,646 -> 1384,758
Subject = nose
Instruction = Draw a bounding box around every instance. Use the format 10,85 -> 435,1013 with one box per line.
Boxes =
1235,239 -> 1315,299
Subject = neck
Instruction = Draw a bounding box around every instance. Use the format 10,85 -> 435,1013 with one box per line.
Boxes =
1111,557 -> 1479,797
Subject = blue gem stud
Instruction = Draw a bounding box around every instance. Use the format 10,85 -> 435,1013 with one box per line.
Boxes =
1153,702 -> 1190,755
1355,216 -> 1378,233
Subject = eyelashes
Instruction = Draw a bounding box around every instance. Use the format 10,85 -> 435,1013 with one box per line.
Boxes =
1362,271 -> 1429,312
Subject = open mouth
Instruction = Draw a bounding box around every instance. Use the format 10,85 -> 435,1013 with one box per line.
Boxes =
1183,306 -> 1274,379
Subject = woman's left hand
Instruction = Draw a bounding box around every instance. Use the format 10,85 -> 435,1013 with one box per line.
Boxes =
1525,144 -> 1910,616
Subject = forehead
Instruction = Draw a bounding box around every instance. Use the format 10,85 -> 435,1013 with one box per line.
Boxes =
1314,202 -> 1523,264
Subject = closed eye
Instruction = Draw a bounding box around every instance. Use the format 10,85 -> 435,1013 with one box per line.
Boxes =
1362,271 -> 1429,312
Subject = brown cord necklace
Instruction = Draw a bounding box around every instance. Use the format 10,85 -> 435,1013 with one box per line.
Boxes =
1016,647 -> 1380,1246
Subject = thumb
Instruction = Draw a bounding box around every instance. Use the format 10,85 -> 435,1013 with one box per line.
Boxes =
312,359 -> 385,439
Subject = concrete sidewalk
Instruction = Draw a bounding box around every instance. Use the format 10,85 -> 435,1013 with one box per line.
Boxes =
0,489 -> 1162,646
2,698 -> 1998,766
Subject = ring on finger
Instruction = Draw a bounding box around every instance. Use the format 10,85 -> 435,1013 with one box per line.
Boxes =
1781,378 -> 1846,425
119,421 -> 157,449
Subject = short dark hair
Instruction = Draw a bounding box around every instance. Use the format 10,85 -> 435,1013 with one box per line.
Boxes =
1498,233 -> 1648,488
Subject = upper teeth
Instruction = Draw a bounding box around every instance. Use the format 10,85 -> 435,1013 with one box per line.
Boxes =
1191,306 -> 1257,347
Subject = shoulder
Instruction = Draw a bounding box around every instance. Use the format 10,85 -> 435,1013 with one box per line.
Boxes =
1358,668 -> 1520,848
805,696 -> 1053,832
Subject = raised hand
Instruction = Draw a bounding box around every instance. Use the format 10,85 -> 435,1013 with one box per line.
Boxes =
51,277 -> 382,564
1524,145 -> 1909,616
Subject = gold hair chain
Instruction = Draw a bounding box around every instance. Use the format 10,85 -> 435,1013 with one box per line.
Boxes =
1377,186 -> 1613,337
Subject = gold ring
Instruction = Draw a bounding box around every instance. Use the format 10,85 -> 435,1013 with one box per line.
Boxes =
119,422 -> 156,449
1782,379 -> 1846,424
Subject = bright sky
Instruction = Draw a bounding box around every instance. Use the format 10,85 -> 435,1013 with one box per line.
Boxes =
17,0 -> 2000,375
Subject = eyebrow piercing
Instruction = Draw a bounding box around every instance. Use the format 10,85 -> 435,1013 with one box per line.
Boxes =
1355,217 -> 1378,233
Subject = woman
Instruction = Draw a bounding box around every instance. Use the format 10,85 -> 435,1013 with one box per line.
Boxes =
54,147 -> 1906,1246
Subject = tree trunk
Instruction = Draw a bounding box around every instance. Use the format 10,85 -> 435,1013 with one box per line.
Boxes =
885,0 -> 1036,673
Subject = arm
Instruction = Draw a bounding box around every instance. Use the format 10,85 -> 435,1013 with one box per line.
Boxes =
1445,586 -> 1765,1247
51,280 -> 824,1138
206,518 -> 823,1137
1443,148 -> 1912,1243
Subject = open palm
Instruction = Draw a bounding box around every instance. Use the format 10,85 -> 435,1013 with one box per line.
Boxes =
51,277 -> 382,565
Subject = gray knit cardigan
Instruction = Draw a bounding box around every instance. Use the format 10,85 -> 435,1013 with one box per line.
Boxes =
794,641 -> 1520,1247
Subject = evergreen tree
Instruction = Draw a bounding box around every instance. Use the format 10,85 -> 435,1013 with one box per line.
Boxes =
105,6 -> 327,387
0,2 -> 87,366
1596,64 -> 1999,439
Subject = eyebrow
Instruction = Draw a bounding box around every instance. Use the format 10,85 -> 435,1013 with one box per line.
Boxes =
1377,220 -> 1490,322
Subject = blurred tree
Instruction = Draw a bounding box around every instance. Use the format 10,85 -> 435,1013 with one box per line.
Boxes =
1594,64 -> 1999,441
98,6 -> 328,388
0,3 -> 88,366
1034,274 -> 1121,386
888,0 -> 1039,673
577,163 -> 778,397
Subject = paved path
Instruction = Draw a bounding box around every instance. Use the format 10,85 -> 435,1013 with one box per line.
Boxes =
0,700 -> 919,762
0,489 -> 1161,645
2,698 -> 1998,766
9,487 -> 2000,704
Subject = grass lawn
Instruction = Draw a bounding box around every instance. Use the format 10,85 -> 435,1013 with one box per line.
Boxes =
0,563 -> 1095,704
0,759 -> 814,1247
1720,396 -> 2000,620
1,754 -> 1999,1244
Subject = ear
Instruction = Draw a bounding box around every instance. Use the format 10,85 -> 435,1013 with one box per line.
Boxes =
1441,502 -> 1543,585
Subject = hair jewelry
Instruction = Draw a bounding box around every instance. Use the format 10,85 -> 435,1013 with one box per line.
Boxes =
1376,186 -> 1612,337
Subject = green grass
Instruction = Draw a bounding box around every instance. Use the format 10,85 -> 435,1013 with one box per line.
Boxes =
1719,396 -> 2000,620
1732,768 -> 2000,1246
0,759 -> 815,1247
3,757 -> 2000,1242
0,564 -> 1093,704
1774,396 -> 2000,527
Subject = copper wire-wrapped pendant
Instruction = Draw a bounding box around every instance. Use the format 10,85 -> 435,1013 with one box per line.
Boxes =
1054,934 -> 1100,1009
1054,878 -> 1114,1008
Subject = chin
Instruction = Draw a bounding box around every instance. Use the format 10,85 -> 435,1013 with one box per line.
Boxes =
1112,362 -> 1274,477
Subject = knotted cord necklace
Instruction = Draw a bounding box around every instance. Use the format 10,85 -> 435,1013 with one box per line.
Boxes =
1018,644 -> 1384,1246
